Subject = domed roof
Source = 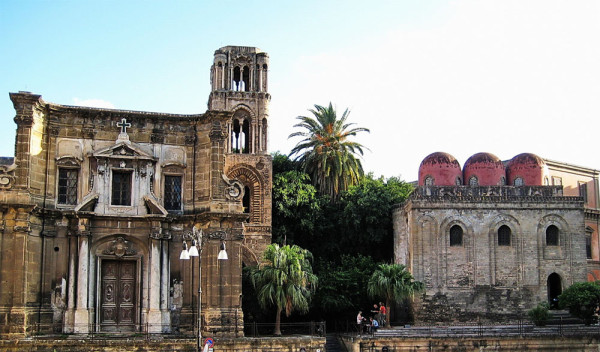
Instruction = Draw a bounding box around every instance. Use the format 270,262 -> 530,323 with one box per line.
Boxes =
464,152 -> 501,165
420,152 -> 459,167
506,153 -> 548,186
509,153 -> 546,166
418,152 -> 462,186
463,152 -> 506,186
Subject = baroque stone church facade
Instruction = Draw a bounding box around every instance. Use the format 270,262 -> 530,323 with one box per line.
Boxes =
0,46 -> 272,336
394,152 -> 597,323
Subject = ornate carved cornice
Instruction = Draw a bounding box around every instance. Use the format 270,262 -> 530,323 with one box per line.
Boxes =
411,186 -> 581,204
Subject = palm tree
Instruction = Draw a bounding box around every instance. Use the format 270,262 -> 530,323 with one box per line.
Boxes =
288,103 -> 370,201
367,263 -> 424,328
250,243 -> 318,335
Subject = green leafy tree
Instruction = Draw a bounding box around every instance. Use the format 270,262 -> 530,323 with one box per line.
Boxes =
558,281 -> 600,325
272,151 -> 299,174
272,170 -> 323,246
337,175 -> 413,261
250,244 -> 318,335
313,254 -> 378,321
367,263 -> 424,327
288,103 -> 370,201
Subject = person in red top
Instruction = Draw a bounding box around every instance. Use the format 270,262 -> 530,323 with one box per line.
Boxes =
379,302 -> 387,326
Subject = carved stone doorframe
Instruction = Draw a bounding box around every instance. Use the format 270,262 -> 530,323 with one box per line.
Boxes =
94,236 -> 143,333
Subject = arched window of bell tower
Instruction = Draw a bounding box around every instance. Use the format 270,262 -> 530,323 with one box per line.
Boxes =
233,66 -> 241,91
242,66 -> 250,92
232,119 -> 241,153
242,119 -> 250,153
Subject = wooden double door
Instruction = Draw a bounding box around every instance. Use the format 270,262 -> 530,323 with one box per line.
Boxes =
100,260 -> 137,331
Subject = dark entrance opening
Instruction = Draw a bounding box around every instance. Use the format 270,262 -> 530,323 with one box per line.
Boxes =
101,260 -> 137,331
547,273 -> 562,309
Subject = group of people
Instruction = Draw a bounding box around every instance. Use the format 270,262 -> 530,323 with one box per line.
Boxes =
356,302 -> 387,334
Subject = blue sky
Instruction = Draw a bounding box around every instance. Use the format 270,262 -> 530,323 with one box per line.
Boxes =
1,1 -> 599,180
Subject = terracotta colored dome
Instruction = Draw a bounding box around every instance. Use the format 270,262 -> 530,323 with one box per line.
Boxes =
506,153 -> 549,186
463,152 -> 506,186
418,152 -> 462,186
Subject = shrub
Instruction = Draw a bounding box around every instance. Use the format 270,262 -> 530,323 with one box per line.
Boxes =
528,303 -> 550,326
558,281 -> 600,325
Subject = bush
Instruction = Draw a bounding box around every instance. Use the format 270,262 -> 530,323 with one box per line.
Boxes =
528,303 -> 550,326
558,281 -> 600,325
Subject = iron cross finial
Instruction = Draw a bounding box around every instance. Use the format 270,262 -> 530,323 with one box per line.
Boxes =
117,118 -> 132,134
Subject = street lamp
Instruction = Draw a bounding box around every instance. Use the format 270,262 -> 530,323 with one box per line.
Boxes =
180,227 -> 228,351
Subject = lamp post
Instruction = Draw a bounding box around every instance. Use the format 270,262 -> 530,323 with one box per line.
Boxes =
180,227 -> 228,351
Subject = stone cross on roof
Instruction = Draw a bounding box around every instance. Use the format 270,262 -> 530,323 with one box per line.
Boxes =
117,118 -> 131,134
116,118 -> 131,142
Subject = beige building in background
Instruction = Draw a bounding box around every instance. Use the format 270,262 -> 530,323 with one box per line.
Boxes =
0,46 -> 272,337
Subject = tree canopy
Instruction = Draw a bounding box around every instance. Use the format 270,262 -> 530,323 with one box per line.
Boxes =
367,263 -> 424,327
288,103 -> 370,200
250,243 -> 318,335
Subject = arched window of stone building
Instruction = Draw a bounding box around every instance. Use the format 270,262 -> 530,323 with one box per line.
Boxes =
498,225 -> 511,246
469,176 -> 478,186
450,225 -> 463,246
232,119 -> 241,152
233,66 -> 241,91
242,119 -> 250,153
546,225 -> 559,246
243,185 -> 250,216
500,176 -> 506,186
242,66 -> 250,91
586,226 -> 594,259
455,176 -> 462,185
424,176 -> 433,186
514,177 -> 524,186
544,177 -> 550,185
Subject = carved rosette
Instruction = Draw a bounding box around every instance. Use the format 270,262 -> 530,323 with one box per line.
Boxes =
0,163 -> 16,190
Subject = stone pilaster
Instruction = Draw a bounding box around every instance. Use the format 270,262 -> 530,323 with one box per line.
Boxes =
146,225 -> 162,333
73,218 -> 90,333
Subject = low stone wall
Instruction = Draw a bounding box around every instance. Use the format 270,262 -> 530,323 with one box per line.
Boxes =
342,335 -> 600,352
0,336 -> 326,352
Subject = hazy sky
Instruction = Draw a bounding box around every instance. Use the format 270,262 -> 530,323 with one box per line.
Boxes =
1,1 -> 598,181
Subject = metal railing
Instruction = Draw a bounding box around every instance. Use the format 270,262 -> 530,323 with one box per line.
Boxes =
244,321 -> 326,337
365,320 -> 600,338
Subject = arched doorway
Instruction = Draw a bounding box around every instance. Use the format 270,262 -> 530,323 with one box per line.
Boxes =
547,273 -> 562,309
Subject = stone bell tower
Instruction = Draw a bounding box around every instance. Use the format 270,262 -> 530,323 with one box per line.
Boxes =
208,46 -> 270,155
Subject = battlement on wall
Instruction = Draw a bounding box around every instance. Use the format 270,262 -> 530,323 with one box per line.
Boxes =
410,185 -> 583,204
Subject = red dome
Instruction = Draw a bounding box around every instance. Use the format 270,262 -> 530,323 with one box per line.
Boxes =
506,153 -> 548,186
463,152 -> 506,186
419,152 -> 462,186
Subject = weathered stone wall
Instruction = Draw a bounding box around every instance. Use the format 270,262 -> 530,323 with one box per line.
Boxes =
394,185 -> 586,323
0,46 -> 274,338
0,336 -> 326,352
344,335 -> 600,352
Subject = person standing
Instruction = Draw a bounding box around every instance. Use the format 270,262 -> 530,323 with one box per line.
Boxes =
379,302 -> 387,326
356,311 -> 366,334
371,303 -> 380,325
